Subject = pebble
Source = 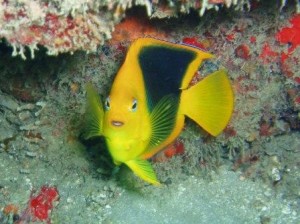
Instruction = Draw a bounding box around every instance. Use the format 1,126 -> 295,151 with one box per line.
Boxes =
25,151 -> 37,158
17,103 -> 35,111
19,169 -> 30,174
263,188 -> 272,197
4,110 -> 20,126
282,205 -> 292,214
271,167 -> 281,182
0,93 -> 19,111
35,101 -> 46,117
18,111 -> 32,121
67,197 -> 74,203
19,123 -> 38,131
99,193 -> 106,199
96,168 -> 110,175
0,119 -> 15,142
23,137 -> 41,144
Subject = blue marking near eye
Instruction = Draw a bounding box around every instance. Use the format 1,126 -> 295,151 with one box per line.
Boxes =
105,96 -> 110,111
131,99 -> 138,112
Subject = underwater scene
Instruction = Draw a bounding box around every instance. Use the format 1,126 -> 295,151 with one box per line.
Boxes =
0,0 -> 299,223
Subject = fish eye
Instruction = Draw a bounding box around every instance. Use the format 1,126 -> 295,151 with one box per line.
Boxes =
130,99 -> 137,112
105,96 -> 110,110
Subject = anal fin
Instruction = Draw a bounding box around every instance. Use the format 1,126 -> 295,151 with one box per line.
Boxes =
125,159 -> 160,186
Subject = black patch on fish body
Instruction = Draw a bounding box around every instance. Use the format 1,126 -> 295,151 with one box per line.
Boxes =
138,44 -> 196,149
138,45 -> 196,111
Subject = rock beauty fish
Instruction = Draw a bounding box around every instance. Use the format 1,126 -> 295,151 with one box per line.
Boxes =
84,38 -> 234,185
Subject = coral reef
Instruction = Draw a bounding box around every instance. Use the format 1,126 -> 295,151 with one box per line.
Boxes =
1,0 -> 299,59
0,0 -> 115,59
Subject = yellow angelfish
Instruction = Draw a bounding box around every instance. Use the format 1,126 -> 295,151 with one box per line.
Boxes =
84,38 -> 233,185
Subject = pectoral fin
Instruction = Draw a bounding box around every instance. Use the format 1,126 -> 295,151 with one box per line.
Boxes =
142,95 -> 178,159
83,83 -> 104,139
125,159 -> 160,186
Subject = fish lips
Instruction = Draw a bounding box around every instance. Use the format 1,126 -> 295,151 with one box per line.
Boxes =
111,120 -> 124,127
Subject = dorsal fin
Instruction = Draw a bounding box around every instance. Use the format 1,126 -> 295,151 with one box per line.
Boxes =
130,38 -> 213,111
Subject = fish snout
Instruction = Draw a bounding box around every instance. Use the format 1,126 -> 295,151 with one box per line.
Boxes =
111,120 -> 124,127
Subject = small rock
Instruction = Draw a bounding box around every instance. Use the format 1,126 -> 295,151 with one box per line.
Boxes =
0,119 -> 15,142
19,169 -> 30,174
0,93 -> 19,111
4,110 -> 20,126
0,144 -> 5,152
271,167 -> 281,182
25,151 -> 37,158
17,103 -> 35,111
67,197 -> 74,203
96,168 -> 110,175
260,215 -> 271,224
35,101 -> 46,116
18,111 -> 32,121
99,193 -> 106,199
282,204 -> 292,214
19,123 -> 38,131
263,188 -> 272,197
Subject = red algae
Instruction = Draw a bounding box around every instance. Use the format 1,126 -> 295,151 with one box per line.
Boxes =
3,204 -> 19,216
295,96 -> 300,104
182,37 -> 207,49
29,186 -> 59,222
276,14 -> 300,53
249,36 -> 256,43
226,33 -> 236,42
235,44 -> 251,60
294,77 -> 300,84
259,42 -> 279,63
224,126 -> 237,138
110,15 -> 167,45
164,140 -> 185,158
153,140 -> 185,162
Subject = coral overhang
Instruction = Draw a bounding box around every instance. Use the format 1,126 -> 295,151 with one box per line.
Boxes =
0,0 -> 299,59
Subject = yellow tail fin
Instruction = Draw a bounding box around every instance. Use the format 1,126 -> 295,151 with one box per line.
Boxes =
181,70 -> 234,136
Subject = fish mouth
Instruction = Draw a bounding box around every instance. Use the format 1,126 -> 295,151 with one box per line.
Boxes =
111,120 -> 124,127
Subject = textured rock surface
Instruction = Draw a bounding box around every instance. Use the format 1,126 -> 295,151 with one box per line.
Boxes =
1,0 -> 299,58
